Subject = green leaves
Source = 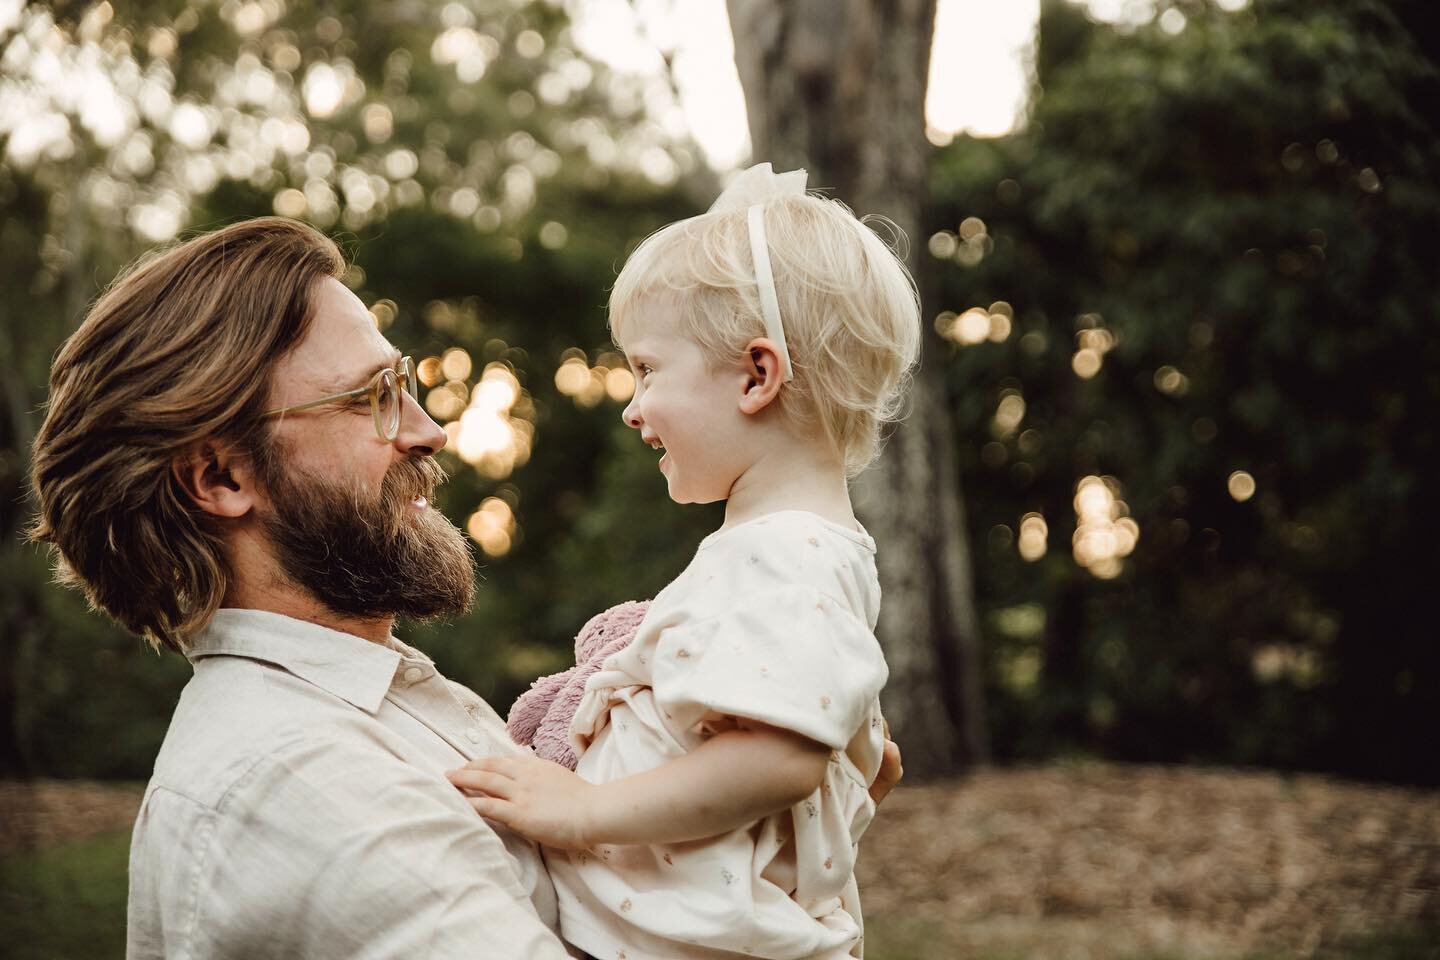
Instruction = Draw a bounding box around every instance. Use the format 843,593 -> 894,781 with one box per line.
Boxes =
931,0 -> 1440,781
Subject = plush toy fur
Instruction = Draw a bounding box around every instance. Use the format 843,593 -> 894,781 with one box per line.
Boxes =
506,600 -> 650,769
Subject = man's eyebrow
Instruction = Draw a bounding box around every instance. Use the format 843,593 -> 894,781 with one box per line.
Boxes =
319,350 -> 404,392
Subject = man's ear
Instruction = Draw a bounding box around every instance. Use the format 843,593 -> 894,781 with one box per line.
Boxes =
739,337 -> 786,416
172,440 -> 260,519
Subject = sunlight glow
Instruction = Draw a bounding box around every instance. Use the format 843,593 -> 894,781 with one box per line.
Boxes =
926,0 -> 1039,143
575,0 -> 1254,169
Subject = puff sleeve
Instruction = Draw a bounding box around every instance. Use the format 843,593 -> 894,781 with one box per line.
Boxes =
648,587 -> 887,751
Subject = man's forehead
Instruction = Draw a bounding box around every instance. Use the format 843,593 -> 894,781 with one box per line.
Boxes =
278,278 -> 399,389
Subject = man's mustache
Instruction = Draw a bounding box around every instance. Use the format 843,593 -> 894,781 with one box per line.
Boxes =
380,456 -> 448,507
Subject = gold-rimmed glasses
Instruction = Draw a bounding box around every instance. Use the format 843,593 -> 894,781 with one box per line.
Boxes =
262,357 -> 418,441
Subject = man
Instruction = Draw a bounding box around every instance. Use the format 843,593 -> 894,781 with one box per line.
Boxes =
31,217 -> 570,957
29,217 -> 899,958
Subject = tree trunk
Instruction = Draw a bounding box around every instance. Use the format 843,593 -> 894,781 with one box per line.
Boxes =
727,0 -> 988,774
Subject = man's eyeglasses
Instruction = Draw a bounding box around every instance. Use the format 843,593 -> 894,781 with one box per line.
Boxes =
261,357 -> 418,441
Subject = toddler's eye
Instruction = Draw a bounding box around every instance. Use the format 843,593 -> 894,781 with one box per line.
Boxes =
638,364 -> 653,379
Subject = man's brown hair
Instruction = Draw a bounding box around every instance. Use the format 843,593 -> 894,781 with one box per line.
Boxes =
28,217 -> 345,652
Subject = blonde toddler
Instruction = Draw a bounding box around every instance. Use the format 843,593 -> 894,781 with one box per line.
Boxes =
449,163 -> 921,960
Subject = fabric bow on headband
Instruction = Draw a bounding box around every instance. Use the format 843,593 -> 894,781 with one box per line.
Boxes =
708,162 -> 807,381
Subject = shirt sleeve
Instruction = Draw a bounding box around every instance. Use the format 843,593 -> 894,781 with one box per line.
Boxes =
648,586 -> 888,751
183,736 -> 572,960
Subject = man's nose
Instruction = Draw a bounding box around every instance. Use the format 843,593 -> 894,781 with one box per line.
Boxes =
395,391 -> 447,455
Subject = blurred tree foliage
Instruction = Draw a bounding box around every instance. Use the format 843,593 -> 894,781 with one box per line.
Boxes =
930,0 -> 1439,784
0,0 -> 717,778
2,0 -> 1436,786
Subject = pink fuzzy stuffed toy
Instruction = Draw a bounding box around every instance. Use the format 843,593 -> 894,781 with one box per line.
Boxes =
506,600 -> 650,770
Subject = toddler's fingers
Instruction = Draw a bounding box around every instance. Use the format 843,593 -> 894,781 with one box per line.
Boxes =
870,739 -> 904,805
456,756 -> 511,775
447,769 -> 516,799
467,796 -> 512,823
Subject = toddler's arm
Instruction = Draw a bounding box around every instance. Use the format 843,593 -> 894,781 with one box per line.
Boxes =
447,723 -> 830,849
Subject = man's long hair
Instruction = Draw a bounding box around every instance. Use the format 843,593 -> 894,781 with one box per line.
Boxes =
28,217 -> 345,652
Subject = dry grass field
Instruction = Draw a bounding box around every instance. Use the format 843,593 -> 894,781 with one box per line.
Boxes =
857,764 -> 1439,958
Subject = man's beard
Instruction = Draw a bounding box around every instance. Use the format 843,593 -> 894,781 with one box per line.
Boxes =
256,449 -> 476,622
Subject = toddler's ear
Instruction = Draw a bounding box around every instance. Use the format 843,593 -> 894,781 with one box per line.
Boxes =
739,337 -> 785,415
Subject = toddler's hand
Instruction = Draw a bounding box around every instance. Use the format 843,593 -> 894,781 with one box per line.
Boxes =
869,720 -> 903,806
446,753 -> 596,850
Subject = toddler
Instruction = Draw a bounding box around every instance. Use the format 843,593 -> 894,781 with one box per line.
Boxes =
448,163 -> 921,960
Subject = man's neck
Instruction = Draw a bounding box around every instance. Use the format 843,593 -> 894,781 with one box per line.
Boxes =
223,530 -> 395,644
223,590 -> 395,645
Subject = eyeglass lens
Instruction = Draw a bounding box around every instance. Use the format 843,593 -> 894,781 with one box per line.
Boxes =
372,359 -> 417,441
376,369 -> 400,439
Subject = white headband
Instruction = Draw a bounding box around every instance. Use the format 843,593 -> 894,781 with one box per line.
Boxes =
745,204 -> 792,381
708,163 -> 808,382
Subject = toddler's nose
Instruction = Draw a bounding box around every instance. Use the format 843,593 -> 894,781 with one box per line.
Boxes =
621,399 -> 642,429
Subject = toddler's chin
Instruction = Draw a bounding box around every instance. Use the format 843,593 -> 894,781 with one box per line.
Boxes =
666,481 -> 727,506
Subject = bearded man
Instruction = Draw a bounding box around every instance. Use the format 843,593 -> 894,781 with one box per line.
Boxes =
30,218 -> 573,958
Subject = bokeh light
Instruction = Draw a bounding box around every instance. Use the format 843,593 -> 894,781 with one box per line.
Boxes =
938,299 -> 1015,347
431,361 -> 535,481
554,349 -> 634,406
1018,512 -> 1048,561
1154,365 -> 1190,396
1072,315 -> 1116,379
1228,470 -> 1256,502
1072,476 -> 1140,579
466,496 -> 516,557
441,347 -> 473,382
417,356 -> 444,387
1251,643 -> 1320,686
992,390 -> 1026,439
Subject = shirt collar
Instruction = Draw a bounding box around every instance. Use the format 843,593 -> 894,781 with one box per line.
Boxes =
188,608 -> 411,713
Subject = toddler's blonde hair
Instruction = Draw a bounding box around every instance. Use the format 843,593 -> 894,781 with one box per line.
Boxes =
609,193 -> 922,476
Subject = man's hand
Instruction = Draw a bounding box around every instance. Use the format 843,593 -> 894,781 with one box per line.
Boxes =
869,726 -> 903,806
446,754 -> 596,850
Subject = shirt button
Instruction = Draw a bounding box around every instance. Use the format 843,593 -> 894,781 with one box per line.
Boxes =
466,726 -> 482,743
403,667 -> 424,683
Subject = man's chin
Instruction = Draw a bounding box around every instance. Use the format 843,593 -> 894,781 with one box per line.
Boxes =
385,526 -> 477,620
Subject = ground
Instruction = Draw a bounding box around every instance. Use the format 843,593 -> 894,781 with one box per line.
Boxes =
1,763 -> 1437,958
855,763 -> 1439,958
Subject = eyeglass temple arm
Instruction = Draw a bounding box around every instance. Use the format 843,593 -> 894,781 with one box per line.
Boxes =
261,385 -> 371,419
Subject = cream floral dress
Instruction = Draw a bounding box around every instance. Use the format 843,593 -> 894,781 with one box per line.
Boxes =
548,511 -> 889,960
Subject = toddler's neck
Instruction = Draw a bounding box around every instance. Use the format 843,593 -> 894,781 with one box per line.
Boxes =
721,441 -> 857,533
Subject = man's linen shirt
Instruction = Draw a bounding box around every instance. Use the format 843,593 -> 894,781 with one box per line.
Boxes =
126,608 -> 569,959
